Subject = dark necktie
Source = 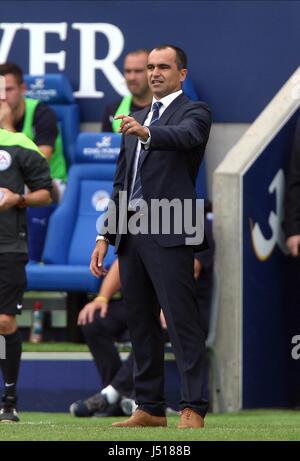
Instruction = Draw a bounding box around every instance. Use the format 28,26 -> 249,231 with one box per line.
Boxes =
129,101 -> 162,208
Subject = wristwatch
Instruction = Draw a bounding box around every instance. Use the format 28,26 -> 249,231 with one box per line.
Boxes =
96,235 -> 109,244
140,126 -> 151,144
16,194 -> 27,209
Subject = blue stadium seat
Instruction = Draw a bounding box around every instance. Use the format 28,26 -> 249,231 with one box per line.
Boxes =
26,205 -> 56,262
24,74 -> 80,261
75,132 -> 121,163
24,73 -> 80,166
26,133 -> 121,292
26,127 -> 206,289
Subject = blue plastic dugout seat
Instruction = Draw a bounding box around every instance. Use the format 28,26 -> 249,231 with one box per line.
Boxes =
24,74 -> 80,261
26,133 -> 121,292
24,73 -> 80,166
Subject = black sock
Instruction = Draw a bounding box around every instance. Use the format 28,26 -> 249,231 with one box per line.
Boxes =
0,329 -> 22,398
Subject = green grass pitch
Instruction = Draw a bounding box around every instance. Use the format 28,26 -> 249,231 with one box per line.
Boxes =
0,410 -> 299,441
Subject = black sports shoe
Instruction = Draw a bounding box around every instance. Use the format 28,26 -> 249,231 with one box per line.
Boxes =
0,395 -> 20,423
69,392 -> 110,417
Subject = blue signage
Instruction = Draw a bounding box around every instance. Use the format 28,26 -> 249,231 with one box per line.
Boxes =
1,1 -> 300,123
243,113 -> 300,407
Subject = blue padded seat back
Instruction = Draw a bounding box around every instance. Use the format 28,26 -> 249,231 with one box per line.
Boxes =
75,132 -> 121,164
24,74 -> 80,166
68,179 -> 113,265
43,163 -> 116,264
50,104 -> 80,166
27,204 -> 56,262
24,74 -> 75,103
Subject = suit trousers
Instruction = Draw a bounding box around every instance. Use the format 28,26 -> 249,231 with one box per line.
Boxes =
118,232 -> 208,417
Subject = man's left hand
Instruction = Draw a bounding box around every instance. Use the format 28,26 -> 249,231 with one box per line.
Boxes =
90,241 -> 109,278
160,310 -> 167,330
115,114 -> 149,141
194,258 -> 202,280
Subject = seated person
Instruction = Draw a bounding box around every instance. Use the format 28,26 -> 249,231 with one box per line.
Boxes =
102,49 -> 152,133
0,63 -> 67,200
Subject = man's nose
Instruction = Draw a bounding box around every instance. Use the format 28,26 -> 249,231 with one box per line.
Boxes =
152,67 -> 161,77
127,73 -> 137,80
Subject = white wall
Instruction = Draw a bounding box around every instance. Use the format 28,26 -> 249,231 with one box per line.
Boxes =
205,124 -> 249,198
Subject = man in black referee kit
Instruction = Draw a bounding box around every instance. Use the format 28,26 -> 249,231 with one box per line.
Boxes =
0,124 -> 52,422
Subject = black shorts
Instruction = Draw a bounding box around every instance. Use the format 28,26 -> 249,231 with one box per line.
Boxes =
0,253 -> 28,316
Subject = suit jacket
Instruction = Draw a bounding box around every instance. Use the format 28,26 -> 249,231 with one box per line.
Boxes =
103,93 -> 212,251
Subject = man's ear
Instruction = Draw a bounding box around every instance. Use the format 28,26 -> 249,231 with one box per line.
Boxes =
180,68 -> 187,83
21,81 -> 27,96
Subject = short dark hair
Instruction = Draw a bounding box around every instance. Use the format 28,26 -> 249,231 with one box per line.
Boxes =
0,62 -> 24,85
126,49 -> 150,58
152,45 -> 187,70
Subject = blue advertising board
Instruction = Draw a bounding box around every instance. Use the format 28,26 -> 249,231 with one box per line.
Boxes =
1,1 -> 300,123
243,113 -> 300,407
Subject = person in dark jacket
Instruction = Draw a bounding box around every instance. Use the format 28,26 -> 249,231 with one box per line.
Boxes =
285,118 -> 300,255
90,45 -> 211,429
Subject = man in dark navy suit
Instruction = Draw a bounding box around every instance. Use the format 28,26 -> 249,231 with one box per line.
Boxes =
90,45 -> 212,428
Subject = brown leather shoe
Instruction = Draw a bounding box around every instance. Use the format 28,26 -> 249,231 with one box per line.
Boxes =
112,409 -> 167,428
177,408 -> 204,429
